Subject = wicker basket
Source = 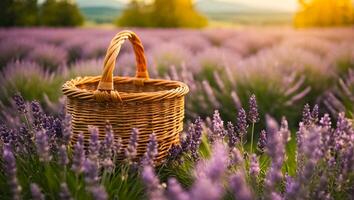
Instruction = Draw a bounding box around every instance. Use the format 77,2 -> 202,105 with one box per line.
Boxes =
62,30 -> 189,162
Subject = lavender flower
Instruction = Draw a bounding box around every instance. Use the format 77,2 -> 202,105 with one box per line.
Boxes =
319,114 -> 332,130
285,174 -> 299,198
30,183 -> 45,200
58,145 -> 69,166
229,171 -> 253,200
88,126 -> 100,163
257,130 -> 267,153
249,154 -> 260,177
166,178 -> 189,200
83,159 -> 99,186
229,147 -> 244,166
181,128 -> 192,152
142,133 -> 158,166
302,104 -> 311,125
13,93 -> 27,114
31,101 -> 44,130
311,104 -> 319,123
248,94 -> 259,123
264,115 -> 285,190
72,133 -> 85,174
190,176 -> 222,200
236,108 -> 248,141
190,142 -> 227,200
27,43 -> 67,71
168,144 -> 182,161
100,122 -> 114,172
212,110 -> 226,138
3,145 -> 21,200
0,124 -> 12,144
125,128 -> 139,162
196,141 -> 228,182
226,121 -> 238,148
61,114 -> 72,145
142,165 -> 166,200
59,183 -> 73,200
35,129 -> 51,162
190,117 -> 203,160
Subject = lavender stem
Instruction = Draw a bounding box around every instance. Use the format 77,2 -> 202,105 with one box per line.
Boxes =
250,123 -> 255,154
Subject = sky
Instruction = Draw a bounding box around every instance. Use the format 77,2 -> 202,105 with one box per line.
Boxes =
114,0 -> 298,12
222,0 -> 297,12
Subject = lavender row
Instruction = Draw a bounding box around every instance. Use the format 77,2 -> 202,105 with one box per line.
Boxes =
1,93 -> 353,199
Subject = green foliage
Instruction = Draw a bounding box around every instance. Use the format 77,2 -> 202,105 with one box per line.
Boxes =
294,0 -> 354,27
116,0 -> 207,28
0,0 -> 38,27
39,0 -> 84,27
0,0 -> 83,27
116,1 -> 152,27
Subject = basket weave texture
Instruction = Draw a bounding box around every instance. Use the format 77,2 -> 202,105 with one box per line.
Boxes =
62,30 -> 189,162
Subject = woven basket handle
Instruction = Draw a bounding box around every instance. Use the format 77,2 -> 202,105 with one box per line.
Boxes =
97,30 -> 149,91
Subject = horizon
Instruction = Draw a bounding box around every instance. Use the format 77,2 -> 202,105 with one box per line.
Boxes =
76,0 -> 298,12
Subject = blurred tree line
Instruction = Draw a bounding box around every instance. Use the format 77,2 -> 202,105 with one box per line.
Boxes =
294,0 -> 354,27
116,0 -> 207,28
0,0 -> 83,27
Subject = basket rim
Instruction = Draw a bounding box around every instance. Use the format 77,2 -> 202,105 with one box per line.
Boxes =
62,75 -> 189,102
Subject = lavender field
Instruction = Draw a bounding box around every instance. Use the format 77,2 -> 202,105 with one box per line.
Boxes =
0,27 -> 353,200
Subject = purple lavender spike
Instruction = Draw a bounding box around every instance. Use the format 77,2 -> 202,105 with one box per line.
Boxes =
72,133 -> 85,174
58,145 -> 69,167
236,108 -> 248,142
319,114 -> 332,130
302,104 -> 311,125
257,130 -> 267,153
61,114 -> 72,145
166,178 -> 189,200
264,115 -> 285,190
229,147 -> 243,166
30,101 -> 45,131
88,126 -> 100,163
13,93 -> 27,114
3,145 -> 21,200
285,174 -> 299,197
248,94 -> 259,123
226,122 -> 237,148
190,176 -> 222,200
168,144 -> 182,161
229,171 -> 253,200
141,165 -> 166,200
249,154 -> 260,177
189,117 -> 203,160
196,141 -> 228,182
35,129 -> 51,162
100,122 -> 114,172
125,128 -> 139,163
30,183 -> 45,200
212,110 -> 226,138
142,133 -> 158,166
311,104 -> 319,123
83,159 -> 99,186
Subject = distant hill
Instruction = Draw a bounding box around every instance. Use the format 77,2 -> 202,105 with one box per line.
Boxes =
196,0 -> 258,13
76,0 -> 124,9
80,7 -> 122,23
79,0 -> 293,25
